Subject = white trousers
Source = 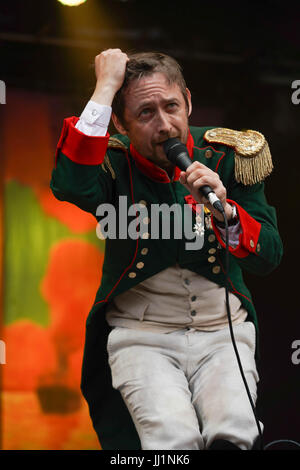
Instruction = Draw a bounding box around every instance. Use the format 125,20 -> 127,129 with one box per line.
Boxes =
107,322 -> 262,450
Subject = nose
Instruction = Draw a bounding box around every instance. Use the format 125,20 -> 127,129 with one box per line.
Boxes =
156,109 -> 172,135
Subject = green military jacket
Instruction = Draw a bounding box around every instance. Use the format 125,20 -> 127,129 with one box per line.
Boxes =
50,117 -> 283,449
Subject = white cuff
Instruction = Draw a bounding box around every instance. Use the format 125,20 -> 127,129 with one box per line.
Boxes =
218,221 -> 241,248
75,100 -> 112,136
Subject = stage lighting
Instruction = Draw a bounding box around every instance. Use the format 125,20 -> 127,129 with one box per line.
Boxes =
57,0 -> 87,6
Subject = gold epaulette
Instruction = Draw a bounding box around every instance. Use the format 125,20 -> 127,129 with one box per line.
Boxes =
101,137 -> 127,180
204,128 -> 273,185
107,137 -> 128,150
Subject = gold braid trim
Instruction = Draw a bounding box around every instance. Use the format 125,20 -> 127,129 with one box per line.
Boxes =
100,137 -> 127,180
101,154 -> 116,180
107,137 -> 128,150
204,128 -> 273,185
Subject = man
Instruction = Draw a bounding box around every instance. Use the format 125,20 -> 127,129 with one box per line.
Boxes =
50,49 -> 282,450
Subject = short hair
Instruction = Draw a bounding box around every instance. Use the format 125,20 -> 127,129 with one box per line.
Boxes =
112,52 -> 189,125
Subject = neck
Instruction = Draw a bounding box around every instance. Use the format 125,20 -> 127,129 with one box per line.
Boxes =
165,165 -> 175,180
156,160 -> 174,179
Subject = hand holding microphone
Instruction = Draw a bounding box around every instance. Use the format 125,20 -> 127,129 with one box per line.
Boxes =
163,138 -> 233,221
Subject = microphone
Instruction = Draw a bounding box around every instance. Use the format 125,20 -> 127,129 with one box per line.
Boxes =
163,138 -> 224,214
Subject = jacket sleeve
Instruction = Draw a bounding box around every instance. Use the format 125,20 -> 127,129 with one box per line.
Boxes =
212,174 -> 283,277
50,116 -> 115,215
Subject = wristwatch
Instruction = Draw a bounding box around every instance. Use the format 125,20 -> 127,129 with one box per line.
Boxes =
215,204 -> 239,228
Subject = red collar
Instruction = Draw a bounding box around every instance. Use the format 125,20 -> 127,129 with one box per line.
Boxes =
129,130 -> 194,183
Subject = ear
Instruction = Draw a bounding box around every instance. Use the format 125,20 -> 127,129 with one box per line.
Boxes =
186,88 -> 192,117
111,113 -> 128,136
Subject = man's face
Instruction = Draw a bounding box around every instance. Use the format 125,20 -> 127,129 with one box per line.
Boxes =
112,72 -> 192,171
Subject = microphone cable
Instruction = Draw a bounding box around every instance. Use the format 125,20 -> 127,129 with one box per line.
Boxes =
221,207 -> 264,450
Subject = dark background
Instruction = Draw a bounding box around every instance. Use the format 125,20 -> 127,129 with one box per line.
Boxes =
1,0 -> 299,450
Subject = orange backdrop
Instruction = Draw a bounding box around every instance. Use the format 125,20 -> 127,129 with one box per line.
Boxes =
1,89 -> 103,449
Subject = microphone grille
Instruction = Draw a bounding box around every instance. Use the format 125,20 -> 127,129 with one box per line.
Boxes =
162,138 -> 182,156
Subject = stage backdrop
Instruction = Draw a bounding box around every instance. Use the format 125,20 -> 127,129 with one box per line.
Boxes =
1,89 -> 102,450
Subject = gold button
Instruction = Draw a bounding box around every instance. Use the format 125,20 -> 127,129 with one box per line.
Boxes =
212,266 -> 221,274
205,149 -> 213,159
250,239 -> 255,248
256,243 -> 261,253
208,248 -> 216,254
136,262 -> 144,269
141,248 -> 148,255
128,272 -> 136,278
143,217 -> 150,224
142,232 -> 150,239
208,234 -> 216,242
139,200 -> 147,206
208,256 -> 216,263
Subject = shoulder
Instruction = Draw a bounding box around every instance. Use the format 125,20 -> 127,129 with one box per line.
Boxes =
100,134 -> 130,180
107,133 -> 130,151
189,125 -> 215,143
200,126 -> 273,186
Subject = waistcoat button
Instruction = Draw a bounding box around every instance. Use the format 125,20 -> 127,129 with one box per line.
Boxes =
205,149 -> 213,158
212,266 -> 221,274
